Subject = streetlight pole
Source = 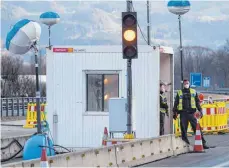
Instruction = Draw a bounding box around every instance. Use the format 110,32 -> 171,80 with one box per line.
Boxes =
48,26 -> 51,50
178,15 -> 184,89
33,42 -> 42,134
167,0 -> 190,89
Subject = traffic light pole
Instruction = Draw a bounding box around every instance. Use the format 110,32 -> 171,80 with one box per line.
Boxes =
126,0 -> 133,137
127,59 -> 132,136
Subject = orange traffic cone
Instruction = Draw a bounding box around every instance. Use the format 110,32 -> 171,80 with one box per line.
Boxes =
193,122 -> 205,153
40,148 -> 49,167
102,127 -> 108,146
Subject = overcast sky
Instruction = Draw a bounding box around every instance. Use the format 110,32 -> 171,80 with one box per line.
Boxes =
1,1 -> 229,51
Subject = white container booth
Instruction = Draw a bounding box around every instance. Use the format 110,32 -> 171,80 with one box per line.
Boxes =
46,45 -> 174,148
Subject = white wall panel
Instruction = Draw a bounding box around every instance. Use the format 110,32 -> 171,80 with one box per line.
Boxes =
132,51 -> 160,138
47,51 -> 83,147
82,115 -> 109,148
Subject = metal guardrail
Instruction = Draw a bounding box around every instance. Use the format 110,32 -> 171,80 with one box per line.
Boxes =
174,89 -> 229,95
1,97 -> 46,117
197,91 -> 229,95
1,90 -> 228,118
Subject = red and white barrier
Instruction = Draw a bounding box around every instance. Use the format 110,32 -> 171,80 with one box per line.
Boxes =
201,107 -> 217,131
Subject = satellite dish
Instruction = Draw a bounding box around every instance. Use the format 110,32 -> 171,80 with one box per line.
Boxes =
167,0 -> 191,16
40,12 -> 60,49
6,19 -> 41,55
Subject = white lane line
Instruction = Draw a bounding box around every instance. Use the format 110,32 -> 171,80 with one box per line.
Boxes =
212,159 -> 229,167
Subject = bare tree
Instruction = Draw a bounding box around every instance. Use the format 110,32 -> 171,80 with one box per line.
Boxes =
1,52 -> 46,97
174,40 -> 229,89
214,41 -> 229,87
1,54 -> 23,97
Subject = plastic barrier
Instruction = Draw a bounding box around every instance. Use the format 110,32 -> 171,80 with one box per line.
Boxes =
23,103 -> 47,128
174,101 -> 229,136
226,101 -> 229,118
2,135 -> 190,167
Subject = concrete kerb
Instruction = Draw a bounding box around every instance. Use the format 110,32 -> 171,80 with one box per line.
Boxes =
2,134 -> 191,167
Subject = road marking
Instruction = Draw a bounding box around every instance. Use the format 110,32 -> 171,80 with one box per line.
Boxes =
212,160 -> 229,167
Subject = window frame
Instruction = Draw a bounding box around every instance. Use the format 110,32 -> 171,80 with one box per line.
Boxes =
84,70 -> 121,115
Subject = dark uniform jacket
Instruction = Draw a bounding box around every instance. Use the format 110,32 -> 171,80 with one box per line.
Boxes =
173,88 -> 202,114
160,91 -> 168,114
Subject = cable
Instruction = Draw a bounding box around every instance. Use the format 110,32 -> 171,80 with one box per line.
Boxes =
1,139 -> 23,163
1,139 -> 23,150
1,147 -> 23,162
53,145 -> 71,152
131,2 -> 154,47
42,119 -> 71,153
38,145 -> 59,153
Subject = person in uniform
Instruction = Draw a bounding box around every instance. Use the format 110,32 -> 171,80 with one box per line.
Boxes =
173,79 -> 209,149
160,82 -> 169,136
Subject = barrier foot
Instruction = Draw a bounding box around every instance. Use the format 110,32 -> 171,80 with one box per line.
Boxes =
187,133 -> 193,137
23,125 -> 35,129
218,132 -> 226,135
124,134 -> 134,139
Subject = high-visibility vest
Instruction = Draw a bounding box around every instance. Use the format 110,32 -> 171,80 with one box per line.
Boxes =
177,88 -> 197,111
160,94 -> 167,113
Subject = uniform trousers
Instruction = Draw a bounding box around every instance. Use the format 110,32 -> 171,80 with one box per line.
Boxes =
160,112 -> 165,136
180,111 -> 206,144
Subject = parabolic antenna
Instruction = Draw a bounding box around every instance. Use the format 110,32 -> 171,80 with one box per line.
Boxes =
6,19 -> 41,55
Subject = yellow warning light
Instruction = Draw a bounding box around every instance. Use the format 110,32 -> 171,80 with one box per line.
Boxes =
124,30 -> 136,42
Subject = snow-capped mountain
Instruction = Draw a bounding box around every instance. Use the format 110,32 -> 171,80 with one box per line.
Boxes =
1,1 -> 229,52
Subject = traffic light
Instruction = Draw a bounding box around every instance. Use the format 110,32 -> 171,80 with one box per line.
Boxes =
122,12 -> 138,59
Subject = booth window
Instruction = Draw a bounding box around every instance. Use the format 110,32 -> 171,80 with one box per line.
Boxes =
86,74 -> 119,112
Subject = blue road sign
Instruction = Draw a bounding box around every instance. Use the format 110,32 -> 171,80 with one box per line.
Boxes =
203,77 -> 210,88
190,73 -> 202,87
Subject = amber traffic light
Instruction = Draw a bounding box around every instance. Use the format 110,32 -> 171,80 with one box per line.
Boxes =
122,12 -> 138,59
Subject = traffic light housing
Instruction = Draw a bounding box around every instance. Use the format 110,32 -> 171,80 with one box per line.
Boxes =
122,12 -> 138,59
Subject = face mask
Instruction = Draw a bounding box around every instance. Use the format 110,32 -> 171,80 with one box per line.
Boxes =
184,84 -> 189,88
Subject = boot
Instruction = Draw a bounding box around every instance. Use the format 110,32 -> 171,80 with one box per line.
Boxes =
182,138 -> 190,145
203,143 -> 209,149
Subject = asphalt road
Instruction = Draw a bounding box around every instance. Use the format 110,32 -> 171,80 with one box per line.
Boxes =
1,120 -> 36,139
140,134 -> 229,167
